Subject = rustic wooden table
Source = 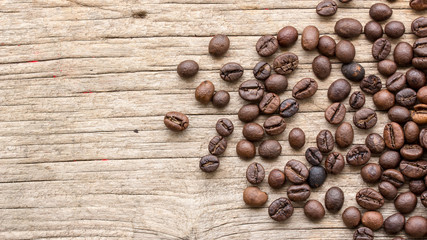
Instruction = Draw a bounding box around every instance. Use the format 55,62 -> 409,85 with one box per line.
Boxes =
0,0 -> 425,239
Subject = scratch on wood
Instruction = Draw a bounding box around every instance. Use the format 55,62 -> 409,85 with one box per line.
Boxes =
132,11 -> 147,19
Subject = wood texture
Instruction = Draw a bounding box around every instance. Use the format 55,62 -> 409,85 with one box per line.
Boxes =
0,0 -> 425,239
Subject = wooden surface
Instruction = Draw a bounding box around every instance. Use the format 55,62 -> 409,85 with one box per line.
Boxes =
0,0 -> 425,239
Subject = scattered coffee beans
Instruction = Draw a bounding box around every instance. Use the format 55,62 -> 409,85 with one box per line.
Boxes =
216,118 -> 234,137
273,53 -> 299,75
378,181 -> 398,200
365,133 -> 385,154
302,26 -> 320,51
279,98 -> 299,118
253,62 -> 271,80
200,155 -> 220,172
394,42 -> 414,66
394,192 -> 417,214
325,102 -> 346,125
356,188 -> 384,210
277,26 -> 298,47
361,211 -> 383,231
238,104 -> 259,123
342,62 -> 365,82
306,147 -> 324,166
236,140 -> 256,159
385,21 -> 405,39
212,90 -> 230,108
325,152 -> 345,174
317,129 -> 334,153
369,3 -> 393,21
256,35 -> 279,57
292,78 -> 318,99
361,163 -> 382,183
328,79 -> 351,102
285,159 -> 309,184
364,21 -> 383,42
265,74 -> 288,94
307,166 -> 327,188
246,162 -> 265,184
335,122 -> 354,148
208,136 -> 227,155
342,206 -> 361,229
195,80 -> 215,103
209,34 -> 230,56
242,122 -> 264,142
325,187 -> 344,213
347,145 -> 371,166
372,38 -> 391,61
318,36 -> 336,57
264,115 -> 286,136
239,80 -> 265,102
258,140 -> 282,159
288,128 -> 305,149
336,40 -> 356,63
287,184 -> 311,202
304,200 -> 325,221
177,60 -> 199,78
312,55 -> 331,79
404,216 -> 427,237
268,197 -> 294,222
349,91 -> 366,109
268,169 -> 286,189
164,112 -> 189,131
353,108 -> 377,129
243,186 -> 268,207
335,18 -> 363,38
378,60 -> 397,76
316,0 -> 337,16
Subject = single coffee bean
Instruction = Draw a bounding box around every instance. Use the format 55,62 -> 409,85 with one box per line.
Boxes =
259,140 -> 282,159
362,211 -> 383,231
404,216 -> 427,238
200,155 -> 220,173
253,61 -> 271,80
238,104 -> 259,122
369,3 -> 392,21
325,187 -> 344,213
325,152 -> 345,174
317,129 -> 334,153
395,192 -> 417,214
220,62 -> 243,82
388,106 -> 411,123
378,60 -> 397,76
236,140 -> 256,159
406,68 -> 426,89
312,55 -> 331,79
394,42 -> 414,66
421,128 -> 427,148
409,179 -> 426,195
256,35 -> 279,57
325,102 -> 346,125
346,145 -> 371,166
335,122 -> 354,148
399,160 -> 427,179
318,36 -> 336,57
413,38 -> 427,57
386,72 -> 406,92
316,0 -> 337,16
400,144 -> 423,160
364,21 -> 383,42
410,0 -> 427,11
177,60 -> 198,78
292,78 -> 318,99
265,74 -> 288,94
302,26 -> 319,51
353,108 -> 377,129
349,91 -> 366,109
373,89 -> 395,110
378,181 -> 398,200
307,166 -> 327,188
243,186 -> 268,207
212,90 -> 230,108
306,147 -> 324,166
164,112 -> 189,131
277,26 -> 298,47
285,159 -> 309,184
259,93 -> 280,114
279,98 -> 299,118
208,136 -> 227,156
195,80 -> 215,104
385,21 -> 405,39
353,227 -> 374,240
356,188 -> 384,210
421,191 -> 427,207
404,121 -> 419,143
342,206 -> 361,229
335,18 -> 363,38
287,184 -> 311,202
288,128 -> 305,149
395,88 -> 417,108
412,57 -> 427,69
273,53 -> 299,75
208,34 -> 230,56
361,163 -> 382,183
336,40 -> 356,63
264,115 -> 286,136
372,38 -> 391,61
360,75 -> 382,94
246,162 -> 265,184
216,118 -> 234,137
379,151 -> 401,169
382,169 -> 405,188
268,197 -> 294,222
342,63 -> 365,82
268,169 -> 286,189
242,123 -> 264,142
304,200 -> 325,221
384,122 -> 405,150
412,17 -> 427,37
365,133 -> 385,154
238,80 -> 265,102
411,104 -> 427,124
328,79 -> 351,102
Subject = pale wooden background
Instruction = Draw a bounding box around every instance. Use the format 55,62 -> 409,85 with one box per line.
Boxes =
0,0 -> 425,239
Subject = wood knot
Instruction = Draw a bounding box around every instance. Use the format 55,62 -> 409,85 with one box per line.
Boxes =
132,11 -> 147,18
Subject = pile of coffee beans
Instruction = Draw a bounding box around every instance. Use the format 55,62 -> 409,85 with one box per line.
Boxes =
165,1 -> 427,239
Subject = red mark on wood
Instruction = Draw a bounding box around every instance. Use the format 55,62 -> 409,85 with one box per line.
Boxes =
28,60 -> 39,63
101,159 -> 108,161
82,91 -> 93,94
53,75 -> 56,78
265,8 -> 269,10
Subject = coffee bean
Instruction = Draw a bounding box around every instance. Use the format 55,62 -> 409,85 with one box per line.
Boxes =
395,88 -> 417,108
395,192 -> 417,214
412,57 -> 427,69
400,144 -> 423,160
265,74 -> 288,94
216,118 -> 234,137
236,140 -> 256,159
317,129 -> 334,153
382,169 -> 405,188
409,179 -> 426,195
268,169 -> 286,189
259,93 -> 280,114
406,68 -> 426,89
404,121 -> 419,143
246,162 -> 265,184
373,89 -> 395,110
383,122 -> 405,150
312,55 -> 331,79
256,35 -> 279,57
212,90 -> 230,108
316,0 -> 337,16
239,80 -> 265,102
378,181 -> 398,200
421,128 -> 427,148
279,98 -> 299,118
268,197 -> 294,222
238,104 -> 259,122
306,147 -> 323,166
335,122 -> 354,148
325,102 -> 346,125
421,191 -> 427,207
342,62 -> 365,82
307,166 -> 327,188
342,206 -> 361,229
259,140 -> 282,159
404,216 -> 427,238
412,17 -> 427,37
378,59 -> 397,76
285,159 -> 309,184
394,42 -> 414,67
386,72 -> 406,92
177,60 -> 199,78
356,188 -> 384,210
369,3 -> 392,21
410,0 -> 427,11
336,40 -> 356,63
364,21 -> 383,42
195,80 -> 215,104
361,211 -> 383,231
243,186 -> 268,207
288,128 -> 305,149
335,18 -> 363,38
413,38 -> 427,57
287,184 -> 311,202
253,61 -> 271,80
399,160 -> 427,179
264,115 -> 286,136
325,187 -> 344,213
273,53 -> 299,75
385,21 -> 405,39
328,79 -> 351,102
325,152 -> 345,174
277,26 -> 298,47
164,111 -> 190,133
388,106 -> 411,124
360,75 -> 382,94
199,155 -> 220,172
411,104 -> 427,124
347,145 -> 371,166
208,136 -> 227,155
304,200 -> 325,221
365,133 -> 385,154
372,38 -> 391,61
208,34 -> 230,56
302,26 -> 319,51
292,78 -> 318,99
379,151 -> 401,169
318,36 -> 336,57
353,108 -> 377,129
361,163 -> 382,184
220,62 -> 244,82
353,227 -> 374,240
349,91 -> 366,109
242,123 -> 264,142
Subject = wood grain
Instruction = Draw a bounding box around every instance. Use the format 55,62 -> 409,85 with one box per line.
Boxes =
0,0 -> 425,239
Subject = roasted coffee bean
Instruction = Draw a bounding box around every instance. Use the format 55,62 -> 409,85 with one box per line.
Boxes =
388,106 -> 411,123
418,86 -> 427,104
369,3 -> 392,21
326,152 -> 345,174
287,184 -> 311,202
400,144 -> 423,160
220,62 -> 244,82
264,115 -> 286,136
312,55 -> 331,79
378,181 -> 398,200
268,197 -> 294,222
246,162 -> 265,184
265,74 -> 288,94
216,118 -> 234,137
360,75 -> 382,94
353,227 -> 374,240
259,93 -> 280,114
382,169 -> 405,188
164,112 -> 189,131
342,63 -> 365,82
253,61 -> 271,80
304,200 -> 325,221
379,151 -> 401,169
256,35 -> 279,57
242,123 -> 264,142
342,206 -> 361,229
306,147 -> 324,166
325,103 -> 346,125
361,163 -> 382,184
395,192 -> 417,214
259,140 -> 282,159
335,18 -> 363,38
325,187 -> 344,213
421,191 -> 427,207
356,188 -> 384,210
200,155 -> 220,173
386,72 -> 406,92
399,160 -> 427,179
364,133 -> 385,154
195,80 -> 215,104
406,68 -> 426,89
410,0 -> 427,11
384,122 -> 405,150
236,140 -> 256,159
404,216 -> 427,238
292,78 -> 318,99
412,57 -> 427,69
385,21 -> 405,39
277,26 -> 298,47
177,60 -> 199,78
336,40 -> 356,63
404,121 -> 419,143
317,130 -> 334,153
238,104 -> 259,122
268,169 -> 286,189
349,91 -> 366,109
285,159 -> 309,184
208,136 -> 227,155
364,21 -> 383,42
413,38 -> 427,57
411,104 -> 427,124
316,0 -> 337,16
307,166 -> 327,188
378,60 -> 397,76
394,42 -> 414,66
209,34 -> 230,56
421,128 -> 427,148
362,211 -> 383,231
328,79 -> 351,102
373,89 -> 395,110
239,80 -> 265,102
347,145 -> 371,166
302,26 -> 319,51
318,36 -> 336,57
335,122 -> 354,148
212,90 -> 230,108
288,128 -> 305,149
243,186 -> 268,207
395,88 -> 416,108
412,17 -> 427,37
279,98 -> 299,118
353,108 -> 377,129
409,179 -> 426,195
273,53 -> 299,75
372,38 -> 391,61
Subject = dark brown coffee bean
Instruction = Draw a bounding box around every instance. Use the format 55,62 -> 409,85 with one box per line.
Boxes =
372,38 -> 391,61
325,102 -> 346,125
312,55 -> 331,79
328,79 -> 351,102
209,34 -> 230,56
264,115 -> 286,136
273,53 -> 299,75
404,216 -> 427,238
382,169 -> 405,188
342,206 -> 361,229
360,75 -> 382,94
238,104 -> 259,122
361,163 -> 382,183
347,145 -> 371,166
378,181 -> 398,200
413,38 -> 427,57
369,3 -> 392,21
279,98 -> 299,118
287,184 -> 311,202
285,159 -> 309,184
406,68 -> 426,89
412,57 -> 427,69
356,188 -> 384,210
236,140 -> 256,159
399,160 -> 427,179
288,128 -> 305,149
317,129 -> 334,153
304,200 -> 325,221
243,186 -> 268,207
385,21 -> 405,39
253,61 -> 271,80
373,89 -> 395,110
265,74 -> 288,94
277,26 -> 298,47
306,147 -> 324,166
259,140 -> 282,159
400,144 -> 423,160
378,60 -> 397,76
246,162 -> 265,184
410,0 -> 427,11
353,227 -> 374,240
220,62 -> 244,82
353,108 -> 377,129
256,35 -> 279,57
200,155 -> 220,173
242,123 -> 264,142
164,112 -> 189,131
268,169 -> 286,189
259,93 -> 280,114
395,192 -> 417,214
318,36 -> 336,57
216,118 -> 234,137
307,166 -> 327,188
365,133 -> 385,154
325,152 -> 345,174
412,17 -> 427,37
316,0 -> 338,16
421,128 -> 427,148
177,60 -> 198,78
379,151 -> 401,169
325,187 -> 344,213
411,104 -> 427,124
342,62 -> 365,82
195,80 -> 215,104
384,122 -> 405,150
395,88 -> 416,108
335,122 -> 354,148
208,136 -> 227,155
361,211 -> 383,231
238,80 -> 265,102
302,26 -> 319,51
212,90 -> 230,108
364,21 -> 383,42
292,78 -> 318,99
268,197 -> 294,222
335,18 -> 363,38
349,91 -> 366,109
394,42 -> 413,67
409,179 -> 426,195
386,72 -> 406,92
336,40 -> 356,63
404,121 -> 419,143
421,191 -> 427,207
388,106 -> 411,123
